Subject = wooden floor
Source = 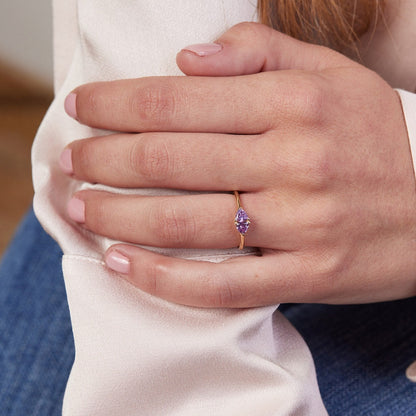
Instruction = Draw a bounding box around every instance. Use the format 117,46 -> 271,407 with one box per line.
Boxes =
0,64 -> 52,256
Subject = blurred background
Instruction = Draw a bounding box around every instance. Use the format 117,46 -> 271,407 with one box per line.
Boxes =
0,0 -> 53,255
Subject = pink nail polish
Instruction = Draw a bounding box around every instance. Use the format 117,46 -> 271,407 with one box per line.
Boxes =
64,93 -> 77,119
67,197 -> 85,223
59,148 -> 73,175
182,43 -> 223,57
106,250 -> 130,274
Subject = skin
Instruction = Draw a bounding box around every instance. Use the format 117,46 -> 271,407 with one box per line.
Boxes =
61,20 -> 416,308
358,0 -> 416,92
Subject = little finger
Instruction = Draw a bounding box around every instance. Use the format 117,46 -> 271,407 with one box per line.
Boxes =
104,245 -> 313,308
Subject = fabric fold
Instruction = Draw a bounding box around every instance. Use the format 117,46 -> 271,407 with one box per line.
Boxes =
33,1 -> 327,414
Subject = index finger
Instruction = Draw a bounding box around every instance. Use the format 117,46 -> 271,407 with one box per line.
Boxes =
64,73 -> 310,134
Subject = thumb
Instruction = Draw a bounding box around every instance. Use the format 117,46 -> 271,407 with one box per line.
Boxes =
176,22 -> 354,76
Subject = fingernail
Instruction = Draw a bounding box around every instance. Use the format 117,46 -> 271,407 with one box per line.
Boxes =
64,93 -> 77,119
67,197 -> 85,223
59,148 -> 73,175
182,42 -> 222,57
106,250 -> 130,274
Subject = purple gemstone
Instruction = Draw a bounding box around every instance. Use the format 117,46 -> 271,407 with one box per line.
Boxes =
234,208 -> 250,235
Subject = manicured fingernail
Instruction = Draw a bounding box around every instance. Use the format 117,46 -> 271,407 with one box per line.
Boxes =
182,42 -> 222,57
64,93 -> 77,119
106,250 -> 130,274
67,197 -> 85,223
59,148 -> 73,174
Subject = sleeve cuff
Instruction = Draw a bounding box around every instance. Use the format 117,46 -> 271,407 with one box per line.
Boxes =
396,89 -> 416,177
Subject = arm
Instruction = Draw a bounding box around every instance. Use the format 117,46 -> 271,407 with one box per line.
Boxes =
33,5 -> 325,413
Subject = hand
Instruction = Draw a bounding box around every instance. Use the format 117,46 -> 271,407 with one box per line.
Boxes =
61,23 -> 416,308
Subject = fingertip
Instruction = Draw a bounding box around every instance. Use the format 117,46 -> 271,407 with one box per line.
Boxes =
59,148 -> 73,175
181,42 -> 223,57
64,92 -> 78,120
67,197 -> 85,223
175,50 -> 200,76
105,247 -> 131,275
104,245 -> 166,296
176,43 -> 226,76
176,34 -> 263,77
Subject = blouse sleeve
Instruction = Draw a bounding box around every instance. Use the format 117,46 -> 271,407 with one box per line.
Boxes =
52,0 -> 78,93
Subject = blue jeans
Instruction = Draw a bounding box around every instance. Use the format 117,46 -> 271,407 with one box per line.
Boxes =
0,208 -> 74,416
1,208 -> 415,415
281,301 -> 416,415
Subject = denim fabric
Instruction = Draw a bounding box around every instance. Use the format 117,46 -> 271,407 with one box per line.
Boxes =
0,208 -> 74,416
1,209 -> 416,415
281,301 -> 416,415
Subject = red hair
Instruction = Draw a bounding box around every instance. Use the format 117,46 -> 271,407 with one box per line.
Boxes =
258,0 -> 384,53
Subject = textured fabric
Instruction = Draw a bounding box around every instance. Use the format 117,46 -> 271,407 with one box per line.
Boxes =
2,212 -> 416,415
32,1 -> 327,414
282,300 -> 416,415
0,208 -> 74,416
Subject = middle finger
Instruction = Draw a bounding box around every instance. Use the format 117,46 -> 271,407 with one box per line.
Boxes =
64,132 -> 275,192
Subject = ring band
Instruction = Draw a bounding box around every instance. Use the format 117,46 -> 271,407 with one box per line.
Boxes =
234,191 -> 250,250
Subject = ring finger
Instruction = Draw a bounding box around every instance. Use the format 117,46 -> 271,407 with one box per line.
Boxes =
67,191 -> 302,250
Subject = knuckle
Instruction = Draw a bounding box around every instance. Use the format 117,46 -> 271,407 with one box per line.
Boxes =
290,75 -> 328,126
149,199 -> 196,246
300,81 -> 326,125
232,22 -> 267,38
307,198 -> 343,241
136,258 -> 165,297
263,137 -> 337,191
132,79 -> 179,125
311,247 -> 348,289
299,248 -> 348,300
297,197 -> 344,253
131,134 -> 173,183
302,143 -> 336,191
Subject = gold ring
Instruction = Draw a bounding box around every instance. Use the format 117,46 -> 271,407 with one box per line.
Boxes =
233,191 -> 250,250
